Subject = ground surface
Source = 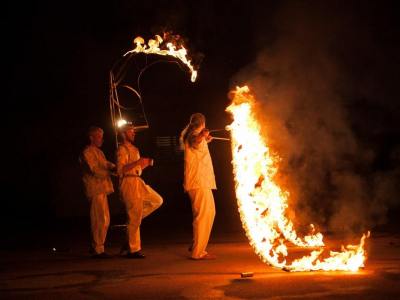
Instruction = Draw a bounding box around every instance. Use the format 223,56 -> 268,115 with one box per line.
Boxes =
1,228 -> 400,299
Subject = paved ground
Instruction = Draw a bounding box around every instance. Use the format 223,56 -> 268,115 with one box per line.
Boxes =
1,231 -> 400,299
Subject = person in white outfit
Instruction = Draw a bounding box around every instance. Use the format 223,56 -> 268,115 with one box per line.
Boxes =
80,126 -> 115,258
116,123 -> 163,259
180,113 -> 217,260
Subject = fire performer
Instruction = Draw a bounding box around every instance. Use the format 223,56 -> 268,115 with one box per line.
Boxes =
116,123 -> 163,258
80,126 -> 115,258
180,113 -> 217,260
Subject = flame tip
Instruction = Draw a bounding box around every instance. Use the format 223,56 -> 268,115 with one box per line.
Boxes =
126,33 -> 198,82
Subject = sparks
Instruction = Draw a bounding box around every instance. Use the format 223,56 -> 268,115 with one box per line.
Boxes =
226,85 -> 370,272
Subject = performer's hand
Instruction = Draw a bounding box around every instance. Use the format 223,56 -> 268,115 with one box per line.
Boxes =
144,158 -> 153,168
139,158 -> 152,169
201,128 -> 210,138
138,158 -> 146,169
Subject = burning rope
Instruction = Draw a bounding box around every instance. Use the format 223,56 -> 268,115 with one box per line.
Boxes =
227,86 -> 370,272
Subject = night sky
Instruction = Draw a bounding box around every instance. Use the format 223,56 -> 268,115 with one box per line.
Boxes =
4,0 -> 400,241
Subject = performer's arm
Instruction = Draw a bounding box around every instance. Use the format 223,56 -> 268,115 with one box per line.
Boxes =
189,128 -> 212,147
116,147 -> 150,175
83,149 -> 110,178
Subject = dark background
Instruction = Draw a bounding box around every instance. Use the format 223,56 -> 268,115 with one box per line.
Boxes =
3,0 -> 400,249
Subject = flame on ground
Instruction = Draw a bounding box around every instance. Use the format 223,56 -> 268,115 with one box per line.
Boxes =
124,34 -> 198,82
226,85 -> 370,272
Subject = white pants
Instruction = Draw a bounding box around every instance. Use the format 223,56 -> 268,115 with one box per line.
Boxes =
120,177 -> 163,252
188,189 -> 215,259
89,194 -> 110,254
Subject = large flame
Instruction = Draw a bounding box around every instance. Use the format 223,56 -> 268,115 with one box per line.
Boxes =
124,34 -> 198,82
226,86 -> 370,272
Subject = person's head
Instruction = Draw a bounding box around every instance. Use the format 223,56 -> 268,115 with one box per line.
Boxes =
119,124 -> 135,143
179,113 -> 206,149
88,126 -> 104,148
189,113 -> 206,131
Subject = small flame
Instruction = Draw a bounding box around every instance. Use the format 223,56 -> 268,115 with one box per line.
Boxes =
226,86 -> 370,272
124,34 -> 198,82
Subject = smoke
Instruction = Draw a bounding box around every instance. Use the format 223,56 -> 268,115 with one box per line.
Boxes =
231,1 -> 400,235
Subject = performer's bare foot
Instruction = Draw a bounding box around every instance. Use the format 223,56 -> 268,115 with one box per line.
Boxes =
191,253 -> 216,260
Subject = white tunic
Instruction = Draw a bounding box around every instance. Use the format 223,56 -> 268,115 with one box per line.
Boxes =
81,145 -> 114,198
183,139 -> 217,191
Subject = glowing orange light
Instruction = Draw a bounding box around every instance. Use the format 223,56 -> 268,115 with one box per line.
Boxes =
226,85 -> 369,272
